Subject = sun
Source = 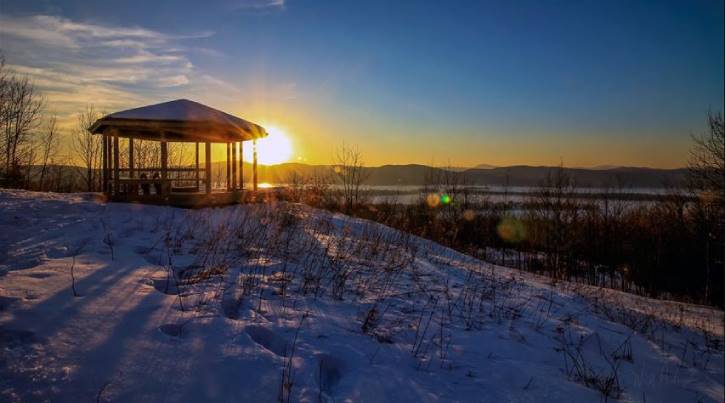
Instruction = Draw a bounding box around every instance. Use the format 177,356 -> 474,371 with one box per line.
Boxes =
245,126 -> 293,165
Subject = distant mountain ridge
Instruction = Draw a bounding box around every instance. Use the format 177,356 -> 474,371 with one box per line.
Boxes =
474,163 -> 497,169
28,163 -> 687,189
250,163 -> 688,188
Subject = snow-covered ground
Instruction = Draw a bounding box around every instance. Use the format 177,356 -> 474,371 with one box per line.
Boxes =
0,190 -> 722,403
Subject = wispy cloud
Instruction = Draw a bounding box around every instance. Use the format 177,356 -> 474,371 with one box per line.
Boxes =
230,0 -> 285,11
0,14 -> 213,122
0,12 -> 299,158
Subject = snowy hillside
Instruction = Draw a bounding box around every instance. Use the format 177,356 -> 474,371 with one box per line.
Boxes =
0,190 -> 722,402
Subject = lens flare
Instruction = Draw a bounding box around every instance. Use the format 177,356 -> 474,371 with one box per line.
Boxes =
463,209 -> 476,221
496,216 -> 527,243
426,193 -> 441,208
441,194 -> 451,205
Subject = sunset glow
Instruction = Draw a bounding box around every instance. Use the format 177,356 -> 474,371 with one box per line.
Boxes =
0,2 -> 720,168
245,126 -> 293,165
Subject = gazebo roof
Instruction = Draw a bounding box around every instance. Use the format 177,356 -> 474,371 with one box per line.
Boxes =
90,99 -> 267,143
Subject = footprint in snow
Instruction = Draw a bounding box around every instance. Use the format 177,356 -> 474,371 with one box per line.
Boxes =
159,323 -> 184,337
317,354 -> 345,395
0,326 -> 37,347
25,272 -> 53,279
150,278 -> 179,295
45,245 -> 69,259
245,325 -> 288,357
0,296 -> 21,311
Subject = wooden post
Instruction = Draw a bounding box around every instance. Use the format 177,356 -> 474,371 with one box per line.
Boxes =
205,142 -> 211,194
102,132 -> 108,193
253,139 -> 258,191
113,134 -> 119,195
160,140 -> 168,195
240,141 -> 244,190
128,138 -> 134,179
108,135 -> 113,192
232,141 -> 238,190
195,142 -> 200,191
226,142 -> 231,191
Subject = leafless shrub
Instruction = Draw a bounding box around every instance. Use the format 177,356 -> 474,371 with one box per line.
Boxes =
68,243 -> 85,297
556,329 -> 623,401
280,313 -> 308,403
334,144 -> 370,212
100,219 -> 115,260
160,217 -> 185,311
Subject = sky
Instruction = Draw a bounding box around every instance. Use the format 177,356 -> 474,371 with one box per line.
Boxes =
0,0 -> 722,168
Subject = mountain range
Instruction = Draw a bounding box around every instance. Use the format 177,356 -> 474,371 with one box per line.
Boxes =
249,163 -> 688,188
27,163 -> 687,189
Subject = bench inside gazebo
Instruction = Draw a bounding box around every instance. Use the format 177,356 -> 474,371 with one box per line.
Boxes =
91,99 -> 267,208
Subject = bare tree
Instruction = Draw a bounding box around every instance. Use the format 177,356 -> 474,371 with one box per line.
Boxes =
0,53 -> 9,173
334,144 -> 369,211
72,105 -> 103,191
37,114 -> 59,191
1,71 -> 44,186
687,111 -> 724,304
133,139 -> 160,170
688,111 -> 724,204
528,162 -> 578,278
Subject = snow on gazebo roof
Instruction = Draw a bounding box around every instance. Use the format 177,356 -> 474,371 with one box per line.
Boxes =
90,99 -> 267,143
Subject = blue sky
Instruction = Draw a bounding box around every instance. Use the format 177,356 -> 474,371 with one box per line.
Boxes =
0,0 -> 722,167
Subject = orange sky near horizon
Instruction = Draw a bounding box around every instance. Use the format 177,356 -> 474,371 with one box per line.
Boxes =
216,101 -> 694,169
45,97 -> 695,170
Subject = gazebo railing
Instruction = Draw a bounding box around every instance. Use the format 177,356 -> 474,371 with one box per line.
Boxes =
102,136 -> 251,199
105,166 -> 246,196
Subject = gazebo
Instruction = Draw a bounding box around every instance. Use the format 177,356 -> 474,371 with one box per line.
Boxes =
91,99 -> 267,207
